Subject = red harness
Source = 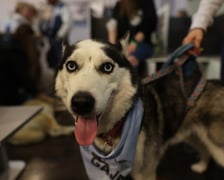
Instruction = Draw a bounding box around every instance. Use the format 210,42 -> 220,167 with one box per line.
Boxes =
100,120 -> 125,146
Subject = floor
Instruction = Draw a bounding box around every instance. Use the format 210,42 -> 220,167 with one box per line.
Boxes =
5,111 -> 224,180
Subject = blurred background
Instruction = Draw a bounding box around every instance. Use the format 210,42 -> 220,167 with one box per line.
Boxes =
1,1 -> 224,180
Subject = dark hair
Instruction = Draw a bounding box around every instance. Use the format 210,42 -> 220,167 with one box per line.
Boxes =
119,0 -> 138,19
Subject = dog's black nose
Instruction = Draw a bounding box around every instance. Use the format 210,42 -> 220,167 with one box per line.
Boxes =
71,92 -> 95,115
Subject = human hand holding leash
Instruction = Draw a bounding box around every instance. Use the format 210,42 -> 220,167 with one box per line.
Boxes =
182,28 -> 204,55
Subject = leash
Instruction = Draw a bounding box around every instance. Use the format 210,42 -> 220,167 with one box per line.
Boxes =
142,43 -> 207,110
142,43 -> 195,84
186,78 -> 207,110
99,44 -> 206,147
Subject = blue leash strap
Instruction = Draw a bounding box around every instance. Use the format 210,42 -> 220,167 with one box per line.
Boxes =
161,43 -> 195,69
142,43 -> 207,111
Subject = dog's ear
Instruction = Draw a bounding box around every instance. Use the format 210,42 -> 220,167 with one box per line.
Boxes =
119,31 -> 130,58
61,41 -> 67,53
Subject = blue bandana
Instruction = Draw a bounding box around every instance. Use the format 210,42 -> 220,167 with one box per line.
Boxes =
80,99 -> 143,180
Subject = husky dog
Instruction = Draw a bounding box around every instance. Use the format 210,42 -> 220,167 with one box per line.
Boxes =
55,38 -> 224,180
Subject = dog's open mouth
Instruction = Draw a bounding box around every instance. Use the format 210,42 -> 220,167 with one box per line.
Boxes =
74,114 -> 100,146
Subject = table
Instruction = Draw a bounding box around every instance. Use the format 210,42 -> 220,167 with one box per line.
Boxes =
0,106 -> 42,180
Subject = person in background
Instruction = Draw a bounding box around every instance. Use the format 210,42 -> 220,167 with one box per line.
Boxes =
42,0 -> 72,69
106,0 -> 157,77
182,0 -> 224,81
0,2 -> 49,104
4,2 -> 37,33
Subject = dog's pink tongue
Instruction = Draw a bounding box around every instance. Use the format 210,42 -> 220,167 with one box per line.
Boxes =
74,116 -> 97,146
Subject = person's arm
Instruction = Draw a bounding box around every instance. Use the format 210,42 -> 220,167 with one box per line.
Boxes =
106,2 -> 120,44
56,5 -> 72,40
190,0 -> 223,31
183,0 -> 223,48
106,18 -> 117,44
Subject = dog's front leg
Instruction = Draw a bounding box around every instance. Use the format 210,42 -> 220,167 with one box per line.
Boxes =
133,160 -> 158,180
132,131 -> 159,180
133,173 -> 156,180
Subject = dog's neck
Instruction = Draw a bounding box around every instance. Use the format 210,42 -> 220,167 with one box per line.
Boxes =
79,99 -> 143,179
94,96 -> 140,153
97,119 -> 125,149
94,100 -> 133,153
94,65 -> 138,153
98,74 -> 137,133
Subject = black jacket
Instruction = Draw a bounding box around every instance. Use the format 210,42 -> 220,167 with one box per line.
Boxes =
111,0 -> 157,44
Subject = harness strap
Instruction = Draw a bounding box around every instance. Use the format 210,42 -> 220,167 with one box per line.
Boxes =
141,65 -> 174,84
186,78 -> 207,110
175,66 -> 188,99
141,54 -> 207,111
141,55 -> 189,85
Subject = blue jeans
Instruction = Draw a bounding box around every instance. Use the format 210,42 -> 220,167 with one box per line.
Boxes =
130,42 -> 153,63
130,42 -> 153,77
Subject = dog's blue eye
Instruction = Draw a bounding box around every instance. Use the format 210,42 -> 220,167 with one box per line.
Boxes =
66,61 -> 77,72
101,62 -> 114,73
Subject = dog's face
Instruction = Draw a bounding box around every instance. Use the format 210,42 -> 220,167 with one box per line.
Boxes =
55,39 -> 138,149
